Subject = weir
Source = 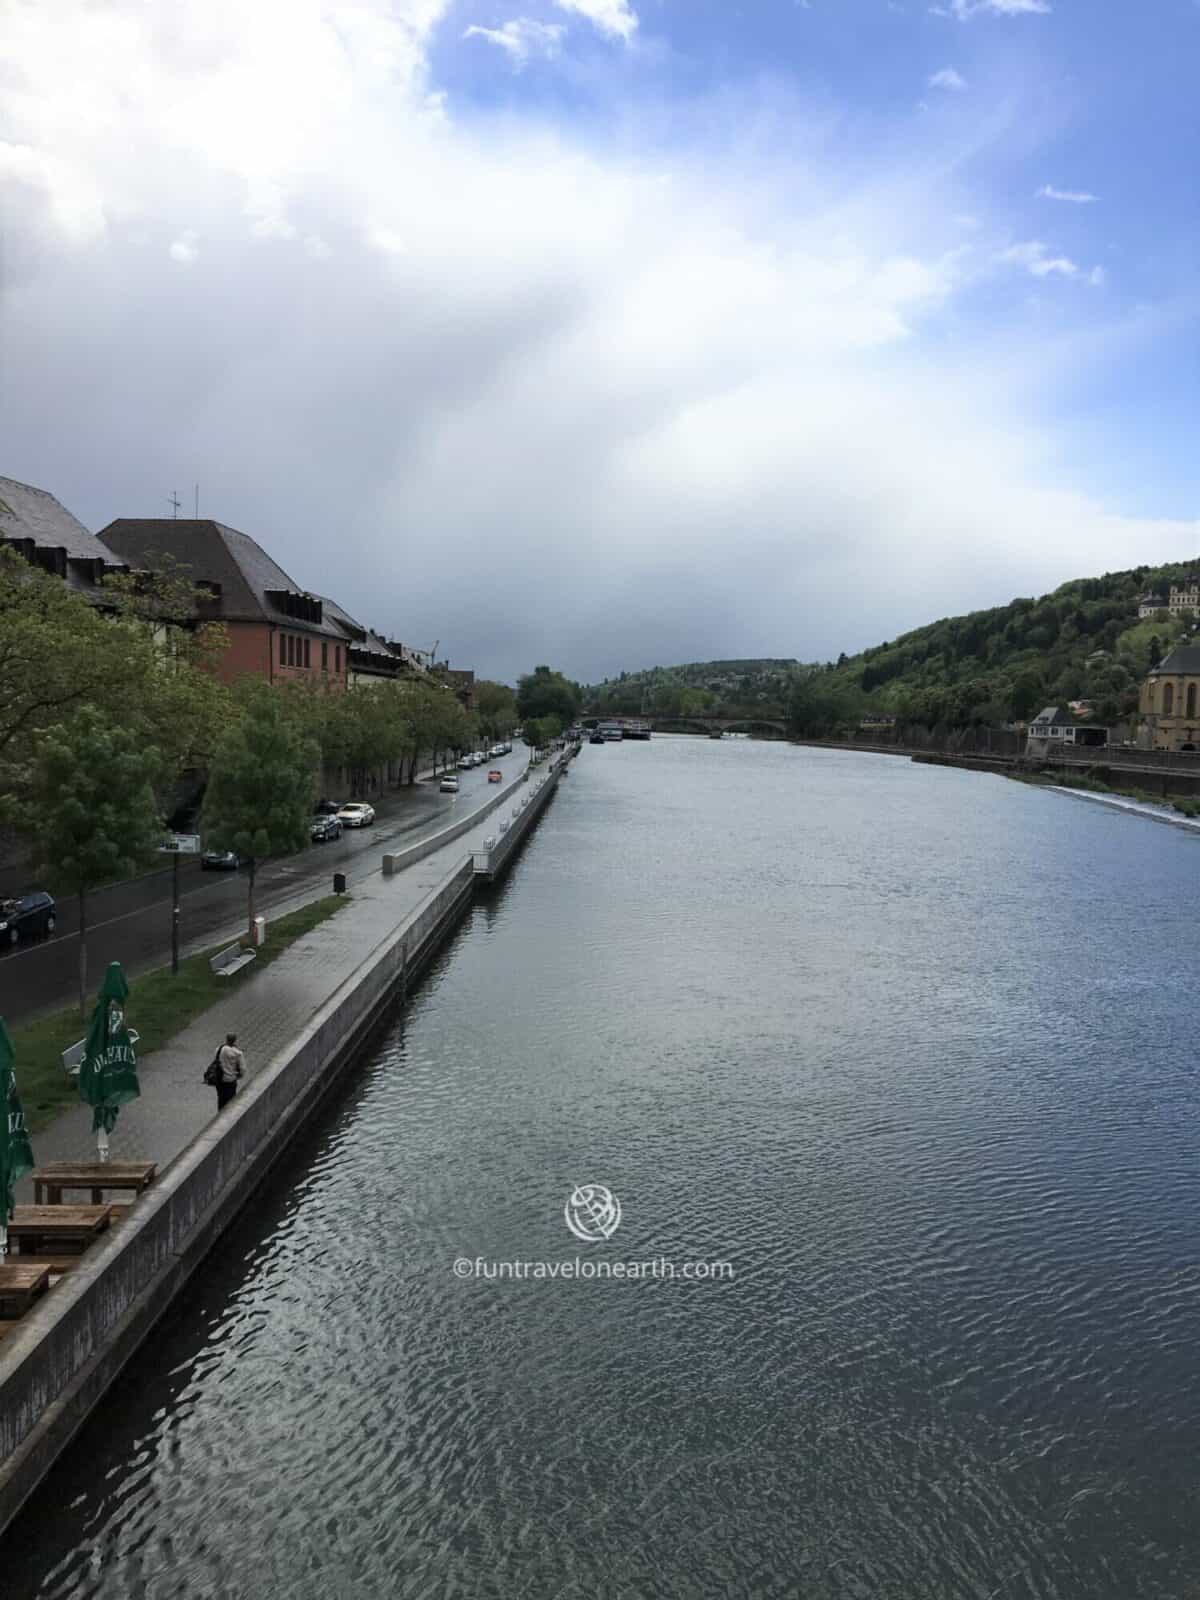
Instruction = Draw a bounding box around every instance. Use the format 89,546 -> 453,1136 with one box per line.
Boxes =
0,745 -> 577,1537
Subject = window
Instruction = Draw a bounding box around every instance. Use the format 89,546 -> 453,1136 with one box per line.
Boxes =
322,641 -> 328,671
335,645 -> 341,673
1164,683 -> 1175,715
279,632 -> 286,666
1187,684 -> 1196,719
304,637 -> 311,668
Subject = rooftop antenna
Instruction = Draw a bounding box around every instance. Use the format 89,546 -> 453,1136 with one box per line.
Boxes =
168,490 -> 181,519
194,484 -> 199,519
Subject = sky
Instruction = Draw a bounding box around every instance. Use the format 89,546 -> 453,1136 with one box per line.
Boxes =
2,0 -> 1198,683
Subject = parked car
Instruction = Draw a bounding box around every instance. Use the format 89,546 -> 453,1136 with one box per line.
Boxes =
201,849 -> 241,871
314,798 -> 343,816
0,890 -> 56,946
337,802 -> 375,827
440,775 -> 460,793
310,815 -> 343,843
488,745 -> 506,758
457,755 -> 473,770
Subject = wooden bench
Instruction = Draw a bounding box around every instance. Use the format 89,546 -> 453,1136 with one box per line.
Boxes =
210,943 -> 256,977
0,1264 -> 51,1317
32,1160 -> 157,1206
7,1205 -> 110,1256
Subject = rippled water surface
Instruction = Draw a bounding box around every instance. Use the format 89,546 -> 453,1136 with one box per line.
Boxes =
6,740 -> 1200,1598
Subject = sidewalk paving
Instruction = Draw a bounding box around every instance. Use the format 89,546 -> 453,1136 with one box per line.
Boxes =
15,768 -> 534,1201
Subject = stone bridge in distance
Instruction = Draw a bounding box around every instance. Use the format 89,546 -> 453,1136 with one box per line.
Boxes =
591,714 -> 790,737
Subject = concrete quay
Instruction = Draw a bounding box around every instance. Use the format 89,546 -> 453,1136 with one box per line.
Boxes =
0,746 -> 575,1537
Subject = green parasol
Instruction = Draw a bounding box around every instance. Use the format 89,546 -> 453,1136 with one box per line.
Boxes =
0,1019 -> 36,1258
78,962 -> 140,1160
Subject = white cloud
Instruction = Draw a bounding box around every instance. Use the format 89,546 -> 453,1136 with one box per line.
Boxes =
463,18 -> 565,66
933,0 -> 1050,17
928,67 -> 967,90
1000,240 -> 1078,278
169,228 -> 199,264
1037,184 -> 1097,204
552,0 -> 638,42
1089,265 -> 1107,288
1,0 -> 1188,682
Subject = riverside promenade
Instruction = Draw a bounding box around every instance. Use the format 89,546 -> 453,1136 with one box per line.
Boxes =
13,763 -> 543,1200
0,751 -> 573,1536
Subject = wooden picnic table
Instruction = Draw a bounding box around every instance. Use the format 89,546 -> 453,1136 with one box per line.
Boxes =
7,1206 -> 111,1256
0,1263 -> 51,1317
32,1160 -> 156,1206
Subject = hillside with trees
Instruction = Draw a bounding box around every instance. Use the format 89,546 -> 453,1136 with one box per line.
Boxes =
785,560 -> 1199,738
583,561 -> 1200,740
584,659 -> 801,720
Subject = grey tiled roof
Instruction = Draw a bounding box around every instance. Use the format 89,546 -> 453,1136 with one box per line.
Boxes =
1153,644 -> 1200,675
0,476 -> 115,562
97,519 -> 347,638
1030,706 -> 1072,726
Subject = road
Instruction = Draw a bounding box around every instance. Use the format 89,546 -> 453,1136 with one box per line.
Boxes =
0,757 -> 522,1025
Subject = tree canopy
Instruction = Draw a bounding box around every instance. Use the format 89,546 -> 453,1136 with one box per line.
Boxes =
516,666 -> 580,728
201,682 -> 318,936
16,707 -> 164,1014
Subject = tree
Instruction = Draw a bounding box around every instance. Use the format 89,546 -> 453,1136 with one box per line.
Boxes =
786,673 -> 861,737
516,665 -> 580,728
474,680 -> 518,741
0,546 -> 157,783
14,708 -> 164,1017
523,718 -> 548,754
201,682 -> 318,939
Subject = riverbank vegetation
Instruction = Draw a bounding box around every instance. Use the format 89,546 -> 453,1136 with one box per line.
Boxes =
0,544 -> 527,990
584,559 -> 1200,741
785,561 -> 1200,737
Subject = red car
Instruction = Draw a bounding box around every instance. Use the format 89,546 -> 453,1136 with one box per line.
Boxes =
488,769 -> 503,783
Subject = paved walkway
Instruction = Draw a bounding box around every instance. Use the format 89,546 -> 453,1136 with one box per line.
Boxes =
15,767 -> 537,1201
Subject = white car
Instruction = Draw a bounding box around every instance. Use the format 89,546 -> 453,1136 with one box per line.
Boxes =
337,802 -> 375,827
457,755 -> 473,770
440,775 -> 460,794
488,745 -> 505,758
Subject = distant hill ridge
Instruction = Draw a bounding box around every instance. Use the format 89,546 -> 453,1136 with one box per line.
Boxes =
583,659 -> 802,719
586,559 -> 1200,733
797,558 -> 1200,734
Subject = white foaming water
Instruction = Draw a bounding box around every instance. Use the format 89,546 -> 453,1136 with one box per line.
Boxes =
1053,785 -> 1200,833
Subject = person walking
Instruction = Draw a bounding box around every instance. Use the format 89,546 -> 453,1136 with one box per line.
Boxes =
214,1033 -> 244,1110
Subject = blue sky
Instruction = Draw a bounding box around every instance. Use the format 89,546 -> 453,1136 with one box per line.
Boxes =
439,0 -> 1199,513
2,0 -> 1197,679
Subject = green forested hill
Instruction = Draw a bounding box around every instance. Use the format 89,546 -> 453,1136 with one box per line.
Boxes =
584,659 -> 801,719
787,560 -> 1199,735
585,558 -> 1200,735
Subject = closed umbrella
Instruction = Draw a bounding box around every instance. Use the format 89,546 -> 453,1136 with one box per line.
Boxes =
0,1020 -> 35,1260
78,962 -> 140,1162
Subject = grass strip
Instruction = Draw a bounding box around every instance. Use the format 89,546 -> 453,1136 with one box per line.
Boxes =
7,895 -> 349,1132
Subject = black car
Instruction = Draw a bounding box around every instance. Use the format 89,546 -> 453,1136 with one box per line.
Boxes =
0,890 -> 57,946
310,815 -> 343,843
314,799 -> 343,816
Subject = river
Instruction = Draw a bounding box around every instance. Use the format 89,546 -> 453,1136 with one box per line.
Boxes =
5,738 -> 1200,1598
